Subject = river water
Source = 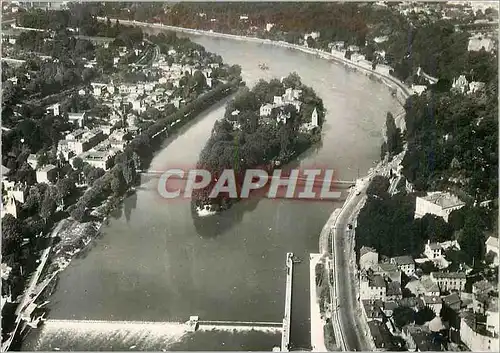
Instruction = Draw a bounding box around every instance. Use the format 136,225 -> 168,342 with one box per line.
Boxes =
22,33 -> 400,351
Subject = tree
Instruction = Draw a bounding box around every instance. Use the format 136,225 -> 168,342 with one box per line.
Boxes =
40,189 -> 56,223
393,306 -> 416,329
306,36 -> 316,48
419,261 -> 438,275
415,307 -> 436,325
70,202 -> 86,222
385,112 -> 402,156
366,175 -> 390,199
72,157 -> 84,171
2,214 -> 23,257
55,178 -> 75,206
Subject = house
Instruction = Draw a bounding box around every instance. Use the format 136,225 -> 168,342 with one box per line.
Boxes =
259,104 -> 273,117
46,103 -> 60,116
442,293 -> 462,311
6,182 -> 28,204
468,81 -> 485,94
273,96 -> 283,105
360,246 -> 379,271
79,150 -> 116,171
452,75 -> 469,94
390,255 -> 415,277
467,36 -> 494,52
424,240 -> 443,259
405,276 -> 440,297
362,299 -> 385,322
402,324 -> 444,352
347,45 -> 360,52
67,112 -> 87,128
430,272 -> 466,292
360,273 -> 386,301
367,320 -> 395,351
1,195 -> 19,219
304,31 -> 320,41
329,41 -> 345,51
423,295 -> 442,314
266,23 -> 275,32
415,192 -> 465,222
412,85 -> 427,96
374,262 -> 401,283
485,236 -> 499,265
27,154 -> 38,170
276,111 -> 291,124
36,164 -> 58,184
460,311 -> 499,352
486,300 -> 499,336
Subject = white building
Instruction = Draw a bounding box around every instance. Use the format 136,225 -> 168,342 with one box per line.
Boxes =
304,31 -> 320,41
273,96 -> 283,105
266,23 -> 275,32
67,112 -> 87,128
360,273 -> 386,301
27,154 -> 38,170
424,240 -> 444,259
390,255 -> 415,277
46,103 -> 60,116
36,164 -> 58,184
485,236 -> 499,265
412,85 -> 428,96
452,75 -> 469,93
259,104 -> 273,117
461,312 -> 499,352
359,246 -> 378,271
415,192 -> 465,222
468,36 -> 494,52
469,81 -> 486,94
430,271 -> 466,292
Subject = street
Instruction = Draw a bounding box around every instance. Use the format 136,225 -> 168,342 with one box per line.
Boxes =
331,177 -> 372,351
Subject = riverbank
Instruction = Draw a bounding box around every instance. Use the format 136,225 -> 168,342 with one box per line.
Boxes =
98,18 -> 412,106
6,80 -> 241,351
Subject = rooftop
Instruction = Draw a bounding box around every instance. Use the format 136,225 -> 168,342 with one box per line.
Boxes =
37,164 -> 57,172
368,320 -> 394,350
392,255 -> 415,265
369,274 -> 386,288
421,192 -> 465,209
360,246 -> 377,257
442,293 -> 461,307
486,236 -> 498,249
432,272 -> 466,279
387,281 -> 402,296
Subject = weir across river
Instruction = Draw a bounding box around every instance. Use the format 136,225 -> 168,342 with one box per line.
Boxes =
37,253 -> 295,351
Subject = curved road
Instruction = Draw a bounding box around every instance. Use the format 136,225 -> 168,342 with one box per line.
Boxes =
332,177 -> 372,351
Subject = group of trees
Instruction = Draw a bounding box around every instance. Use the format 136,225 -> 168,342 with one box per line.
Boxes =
401,79 -> 498,202
357,175 -> 496,267
193,74 -> 323,211
381,112 -> 403,159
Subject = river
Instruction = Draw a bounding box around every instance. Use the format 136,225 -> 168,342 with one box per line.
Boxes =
22,33 -> 401,351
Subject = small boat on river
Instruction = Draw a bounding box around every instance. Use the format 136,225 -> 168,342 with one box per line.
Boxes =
258,62 -> 269,70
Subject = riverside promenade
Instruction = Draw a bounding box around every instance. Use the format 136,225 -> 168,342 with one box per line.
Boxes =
281,252 -> 293,352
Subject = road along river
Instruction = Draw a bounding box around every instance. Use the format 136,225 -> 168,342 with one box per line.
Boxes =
22,31 -> 401,351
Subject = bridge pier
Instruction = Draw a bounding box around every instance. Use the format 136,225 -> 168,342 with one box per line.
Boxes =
281,252 -> 293,352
